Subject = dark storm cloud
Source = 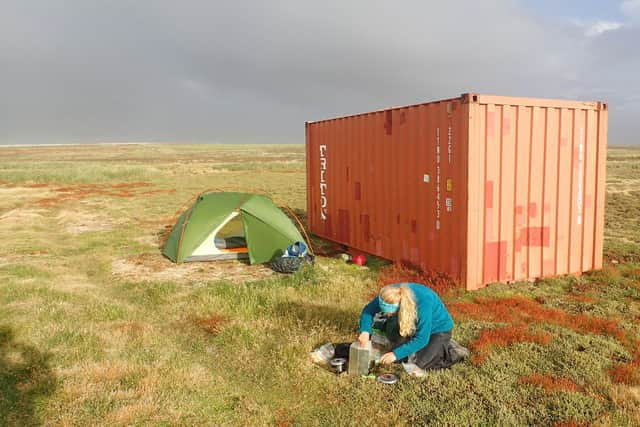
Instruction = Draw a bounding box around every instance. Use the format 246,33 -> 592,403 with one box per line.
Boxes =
0,0 -> 638,144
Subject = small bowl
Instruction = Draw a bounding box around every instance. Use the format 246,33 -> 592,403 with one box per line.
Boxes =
377,373 -> 398,384
330,357 -> 347,373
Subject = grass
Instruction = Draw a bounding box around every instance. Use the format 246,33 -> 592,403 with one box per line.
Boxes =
0,143 -> 639,426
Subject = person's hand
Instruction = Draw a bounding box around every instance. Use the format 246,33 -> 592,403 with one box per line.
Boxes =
380,352 -> 397,365
357,332 -> 370,347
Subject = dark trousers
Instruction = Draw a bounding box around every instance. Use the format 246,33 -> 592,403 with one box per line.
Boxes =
385,317 -> 455,370
414,331 -> 453,370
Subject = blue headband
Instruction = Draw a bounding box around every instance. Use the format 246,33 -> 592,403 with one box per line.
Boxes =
378,295 -> 399,313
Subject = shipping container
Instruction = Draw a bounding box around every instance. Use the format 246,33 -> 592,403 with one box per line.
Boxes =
306,93 -> 608,290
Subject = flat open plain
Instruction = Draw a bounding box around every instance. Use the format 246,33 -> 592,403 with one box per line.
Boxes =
1,144 -> 639,426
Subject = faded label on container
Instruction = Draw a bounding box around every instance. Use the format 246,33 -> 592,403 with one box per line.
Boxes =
446,197 -> 453,213
577,128 -> 584,226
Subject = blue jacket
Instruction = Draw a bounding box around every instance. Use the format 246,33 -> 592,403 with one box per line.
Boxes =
358,283 -> 454,360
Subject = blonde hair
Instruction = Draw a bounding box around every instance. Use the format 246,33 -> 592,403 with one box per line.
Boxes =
380,283 -> 417,337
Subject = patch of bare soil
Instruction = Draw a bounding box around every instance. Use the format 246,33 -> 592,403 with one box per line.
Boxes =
0,207 -> 47,222
56,209 -> 126,234
0,186 -> 53,217
55,275 -> 99,292
112,253 -> 274,284
134,234 -> 160,248
0,251 -> 49,269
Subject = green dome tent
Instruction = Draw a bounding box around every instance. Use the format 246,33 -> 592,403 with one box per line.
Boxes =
162,192 -> 306,264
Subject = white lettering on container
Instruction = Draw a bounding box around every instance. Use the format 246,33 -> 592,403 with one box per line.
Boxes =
448,126 -> 453,164
436,128 -> 441,230
320,145 -> 328,220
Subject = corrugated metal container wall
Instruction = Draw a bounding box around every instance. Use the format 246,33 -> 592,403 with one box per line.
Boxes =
306,94 -> 608,290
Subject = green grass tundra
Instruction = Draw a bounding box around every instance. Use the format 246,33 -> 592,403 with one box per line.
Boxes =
0,144 -> 638,426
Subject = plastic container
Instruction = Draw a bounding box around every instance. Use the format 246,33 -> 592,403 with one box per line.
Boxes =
353,254 -> 367,266
348,341 -> 372,375
310,343 -> 335,365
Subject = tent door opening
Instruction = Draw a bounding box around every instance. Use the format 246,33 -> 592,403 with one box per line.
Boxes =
186,211 -> 249,261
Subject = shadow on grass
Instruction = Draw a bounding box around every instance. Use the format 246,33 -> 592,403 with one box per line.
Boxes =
274,301 -> 359,337
0,325 -> 56,426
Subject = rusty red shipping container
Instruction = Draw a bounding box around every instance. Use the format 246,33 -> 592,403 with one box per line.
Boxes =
306,93 -> 608,290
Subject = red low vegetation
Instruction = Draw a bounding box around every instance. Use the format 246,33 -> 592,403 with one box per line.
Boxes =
111,182 -> 152,189
33,182 -> 174,207
376,262 -> 461,296
449,296 -> 629,345
571,315 -> 626,342
469,325 -> 552,365
519,373 -> 581,393
450,295 -> 638,365
609,347 -> 640,386
609,363 -> 639,385
449,296 -> 562,323
275,408 -> 295,427
311,241 -> 345,257
192,314 -> 229,336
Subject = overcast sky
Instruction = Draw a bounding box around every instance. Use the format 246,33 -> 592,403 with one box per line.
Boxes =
1,0 -> 639,145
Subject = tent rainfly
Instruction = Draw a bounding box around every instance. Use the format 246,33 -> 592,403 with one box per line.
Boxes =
162,192 -> 306,264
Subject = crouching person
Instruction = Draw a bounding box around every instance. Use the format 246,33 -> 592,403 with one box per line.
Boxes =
358,282 -> 468,370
